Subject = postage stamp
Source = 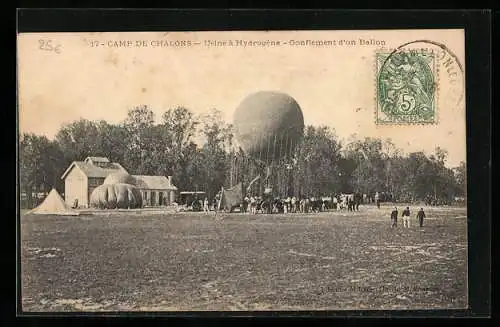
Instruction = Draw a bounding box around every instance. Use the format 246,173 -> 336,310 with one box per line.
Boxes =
376,50 -> 437,124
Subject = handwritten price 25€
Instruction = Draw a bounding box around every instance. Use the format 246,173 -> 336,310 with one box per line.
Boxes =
38,39 -> 62,54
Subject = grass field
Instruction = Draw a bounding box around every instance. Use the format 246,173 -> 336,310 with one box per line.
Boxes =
20,205 -> 468,311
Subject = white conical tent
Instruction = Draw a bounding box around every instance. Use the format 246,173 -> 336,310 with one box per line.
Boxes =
29,189 -> 80,216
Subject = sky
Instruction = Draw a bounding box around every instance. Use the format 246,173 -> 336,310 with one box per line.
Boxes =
17,30 -> 466,167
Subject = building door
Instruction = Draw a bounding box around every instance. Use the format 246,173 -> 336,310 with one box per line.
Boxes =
159,192 -> 163,206
151,191 -> 156,206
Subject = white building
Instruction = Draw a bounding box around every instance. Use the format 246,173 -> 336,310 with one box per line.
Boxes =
61,156 -> 177,208
61,157 -> 127,208
134,175 -> 177,207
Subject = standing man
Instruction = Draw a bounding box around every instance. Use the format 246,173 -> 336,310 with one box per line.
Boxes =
347,195 -> 353,212
304,197 -> 310,213
203,197 -> 209,214
251,199 -> 257,214
417,207 -> 426,227
402,206 -> 411,228
391,207 -> 398,228
375,192 -> 380,209
244,195 -> 250,214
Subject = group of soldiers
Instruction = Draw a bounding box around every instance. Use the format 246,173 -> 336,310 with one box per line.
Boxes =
333,193 -> 363,212
241,196 -> 327,214
209,193 -> 365,215
390,206 -> 426,228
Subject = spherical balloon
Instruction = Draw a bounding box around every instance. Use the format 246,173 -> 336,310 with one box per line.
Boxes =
233,91 -> 304,163
104,172 -> 136,186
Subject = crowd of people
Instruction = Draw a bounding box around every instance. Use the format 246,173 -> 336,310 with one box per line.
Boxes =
196,192 -> 428,228
244,195 -> 328,214
206,193 -> 365,215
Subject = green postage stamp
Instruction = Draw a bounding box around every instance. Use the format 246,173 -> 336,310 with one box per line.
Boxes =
376,50 -> 437,124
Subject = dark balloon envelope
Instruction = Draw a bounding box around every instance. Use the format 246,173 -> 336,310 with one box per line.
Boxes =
233,91 -> 304,163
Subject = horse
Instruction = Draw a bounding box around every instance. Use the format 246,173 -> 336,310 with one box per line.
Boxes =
310,199 -> 323,213
258,199 -> 272,214
353,192 -> 363,211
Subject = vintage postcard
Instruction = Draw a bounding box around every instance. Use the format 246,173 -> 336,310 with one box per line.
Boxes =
18,29 -> 467,312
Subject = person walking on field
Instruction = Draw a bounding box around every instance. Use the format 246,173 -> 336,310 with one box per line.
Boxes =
402,206 -> 411,228
391,207 -> 398,228
417,207 -> 426,227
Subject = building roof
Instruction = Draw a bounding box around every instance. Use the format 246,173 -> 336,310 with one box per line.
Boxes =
84,156 -> 110,163
61,161 -> 128,180
133,175 -> 178,190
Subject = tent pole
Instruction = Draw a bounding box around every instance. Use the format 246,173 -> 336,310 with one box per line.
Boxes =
235,155 -> 239,185
230,155 -> 233,188
217,186 -> 223,211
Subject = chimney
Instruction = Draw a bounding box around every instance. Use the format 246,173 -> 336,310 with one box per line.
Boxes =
167,176 -> 173,186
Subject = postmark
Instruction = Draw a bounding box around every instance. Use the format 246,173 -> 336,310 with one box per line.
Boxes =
375,40 -> 465,125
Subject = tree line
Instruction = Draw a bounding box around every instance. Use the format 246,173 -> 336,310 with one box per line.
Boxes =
20,105 -> 466,208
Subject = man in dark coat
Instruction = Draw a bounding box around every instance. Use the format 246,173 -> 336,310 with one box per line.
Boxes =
417,208 -> 426,227
402,206 -> 411,228
355,193 -> 361,211
347,195 -> 354,212
391,207 -> 398,228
